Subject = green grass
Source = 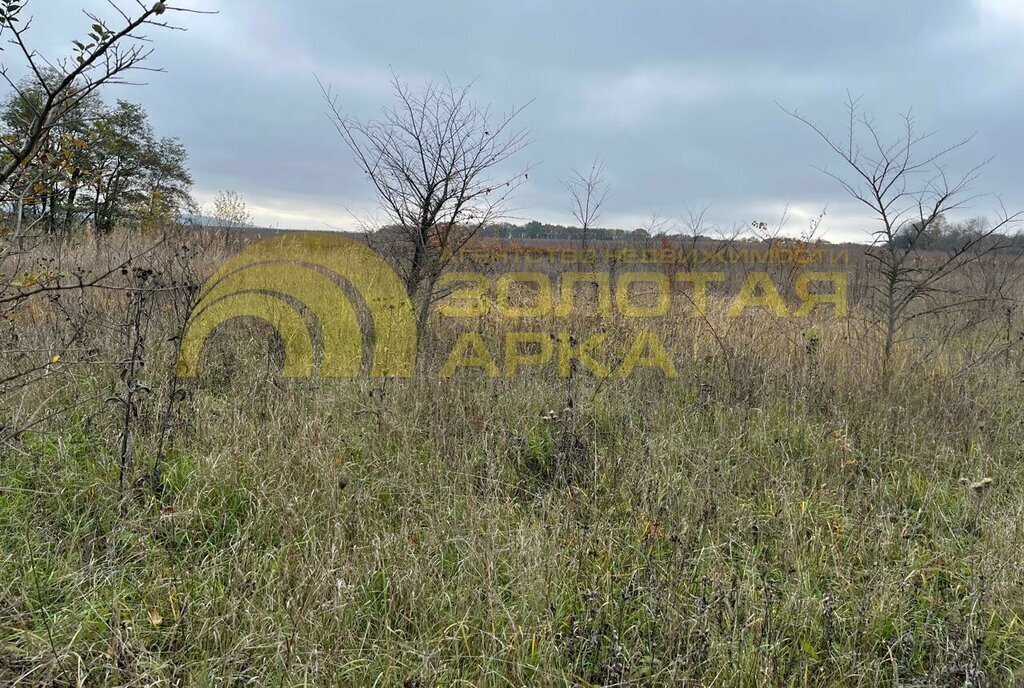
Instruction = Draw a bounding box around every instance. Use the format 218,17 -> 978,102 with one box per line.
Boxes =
3,360 -> 1024,685
3,233 -> 1024,684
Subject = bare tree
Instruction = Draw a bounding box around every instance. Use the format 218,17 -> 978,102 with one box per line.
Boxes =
319,73 -> 531,336
562,158 -> 610,261
785,96 -> 1023,378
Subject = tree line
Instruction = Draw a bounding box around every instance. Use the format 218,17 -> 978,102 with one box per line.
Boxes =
479,221 -> 660,242
1,75 -> 193,237
895,215 -> 1024,254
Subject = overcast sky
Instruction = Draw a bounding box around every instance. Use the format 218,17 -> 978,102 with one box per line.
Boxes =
18,0 -> 1024,240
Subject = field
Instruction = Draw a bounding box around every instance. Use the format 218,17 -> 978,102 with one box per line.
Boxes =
2,227 -> 1024,686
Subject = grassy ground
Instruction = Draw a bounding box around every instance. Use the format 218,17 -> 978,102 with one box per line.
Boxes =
2,231 -> 1024,686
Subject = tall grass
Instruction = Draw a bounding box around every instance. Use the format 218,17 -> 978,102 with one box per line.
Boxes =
2,227 -> 1023,686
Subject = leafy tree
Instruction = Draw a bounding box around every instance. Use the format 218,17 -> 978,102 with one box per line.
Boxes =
0,90 -> 194,234
0,74 -> 103,235
210,189 -> 253,228
0,0 -> 200,192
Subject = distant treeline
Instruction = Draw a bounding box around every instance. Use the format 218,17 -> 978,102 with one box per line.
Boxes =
479,221 -> 668,242
894,216 -> 1024,254
367,216 -> 1024,254
473,216 -> 1024,253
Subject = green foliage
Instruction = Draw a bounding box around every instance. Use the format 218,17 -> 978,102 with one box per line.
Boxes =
209,189 -> 253,228
0,77 -> 195,235
0,0 -> 23,26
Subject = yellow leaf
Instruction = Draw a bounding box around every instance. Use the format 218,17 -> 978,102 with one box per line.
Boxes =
147,609 -> 163,627
51,355 -> 61,364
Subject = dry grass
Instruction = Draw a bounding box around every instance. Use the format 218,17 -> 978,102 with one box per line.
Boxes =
2,227 -> 1024,686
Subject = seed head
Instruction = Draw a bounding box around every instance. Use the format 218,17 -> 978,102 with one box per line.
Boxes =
969,477 -> 994,494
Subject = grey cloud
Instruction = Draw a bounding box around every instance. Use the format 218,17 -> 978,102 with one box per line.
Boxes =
8,0 -> 1021,239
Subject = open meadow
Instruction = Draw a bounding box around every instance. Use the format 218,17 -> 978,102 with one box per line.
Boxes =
3,228 -> 1024,686
4,2 -> 1024,685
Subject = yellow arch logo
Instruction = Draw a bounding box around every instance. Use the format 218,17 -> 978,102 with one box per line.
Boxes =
177,232 -> 417,378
